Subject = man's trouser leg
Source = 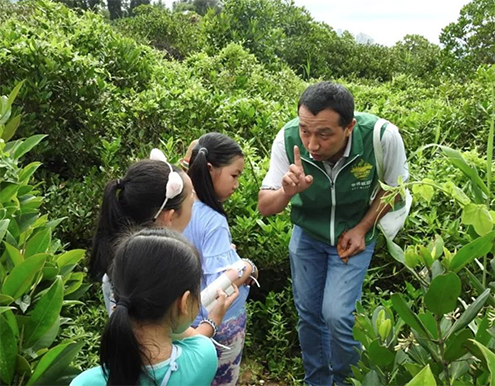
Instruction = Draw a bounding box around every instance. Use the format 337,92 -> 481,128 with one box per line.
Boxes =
289,225 -> 374,386
322,240 -> 374,385
289,225 -> 332,386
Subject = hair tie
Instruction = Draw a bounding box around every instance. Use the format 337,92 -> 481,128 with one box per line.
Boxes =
199,147 -> 208,156
116,179 -> 124,190
116,297 -> 131,310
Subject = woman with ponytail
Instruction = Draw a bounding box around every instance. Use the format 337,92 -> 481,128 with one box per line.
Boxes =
184,133 -> 259,386
89,152 -> 237,338
72,228 -> 217,386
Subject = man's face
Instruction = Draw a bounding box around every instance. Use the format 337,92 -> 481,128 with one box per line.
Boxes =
298,105 -> 355,163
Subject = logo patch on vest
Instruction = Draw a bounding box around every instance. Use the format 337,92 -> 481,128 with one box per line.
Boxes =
351,159 -> 373,180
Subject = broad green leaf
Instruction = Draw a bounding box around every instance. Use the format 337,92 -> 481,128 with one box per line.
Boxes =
404,246 -> 419,269
466,340 -> 495,385
405,364 -> 437,386
6,80 -> 25,111
13,134 -> 47,161
418,246 -> 433,268
448,289 -> 491,338
368,339 -> 395,367
26,341 -> 84,386
462,204 -> 494,236
385,237 -> 405,264
33,317 -> 60,352
0,314 -> 18,384
0,219 -> 10,242
391,293 -> 431,338
3,114 -> 21,142
42,262 -> 59,281
449,231 -> 495,273
3,309 -> 19,339
24,277 -> 63,348
428,235 -> 444,260
19,162 -> 42,183
418,311 -> 438,339
56,249 -> 85,268
25,228 -> 51,258
362,370 -> 382,386
0,183 -> 20,204
444,329 -> 473,362
0,294 -> 14,306
2,254 -> 46,300
412,180 -> 434,203
3,242 -> 23,266
425,273 -> 461,316
475,316 -> 492,346
16,354 -> 32,377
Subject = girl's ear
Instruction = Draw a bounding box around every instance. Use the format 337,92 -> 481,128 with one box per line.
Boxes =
157,209 -> 175,227
207,162 -> 214,173
178,290 -> 191,316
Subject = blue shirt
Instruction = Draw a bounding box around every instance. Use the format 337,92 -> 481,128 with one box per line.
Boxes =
183,201 -> 249,325
70,335 -> 217,386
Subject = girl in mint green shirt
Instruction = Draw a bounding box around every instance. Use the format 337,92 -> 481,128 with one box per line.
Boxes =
71,228 -> 217,386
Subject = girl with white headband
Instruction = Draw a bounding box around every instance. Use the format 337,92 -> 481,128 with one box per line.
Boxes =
89,154 -> 238,338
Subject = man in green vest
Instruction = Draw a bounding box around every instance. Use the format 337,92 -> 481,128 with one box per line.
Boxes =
258,82 -> 408,386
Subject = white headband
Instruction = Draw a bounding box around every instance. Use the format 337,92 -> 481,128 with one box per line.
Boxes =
150,148 -> 184,220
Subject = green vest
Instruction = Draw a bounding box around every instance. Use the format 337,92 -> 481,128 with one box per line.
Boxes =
284,112 -> 382,246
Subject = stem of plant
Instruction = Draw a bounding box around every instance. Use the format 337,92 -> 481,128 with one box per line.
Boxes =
435,315 -> 451,386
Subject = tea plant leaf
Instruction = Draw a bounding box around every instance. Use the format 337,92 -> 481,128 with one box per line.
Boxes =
13,134 -> 47,161
25,228 -> 51,258
0,219 -> 11,243
466,340 -> 495,385
16,354 -> 32,377
405,364 -> 437,386
447,289 -> 491,339
0,314 -> 18,385
448,231 -> 495,273
0,183 -> 20,204
425,273 -> 461,316
2,254 -> 46,300
368,339 -> 395,367
444,329 -> 473,362
26,341 -> 84,386
362,370 -> 382,386
391,293 -> 431,339
3,114 -> 21,142
0,294 -> 14,306
3,242 -> 23,266
24,277 -> 63,348
56,249 -> 85,268
19,162 -> 42,183
462,203 -> 494,236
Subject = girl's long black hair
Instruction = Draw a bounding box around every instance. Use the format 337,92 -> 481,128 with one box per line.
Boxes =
89,160 -> 188,281
100,227 -> 202,386
187,133 -> 243,216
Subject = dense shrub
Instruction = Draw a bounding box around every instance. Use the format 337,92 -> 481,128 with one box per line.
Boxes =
0,83 -> 88,386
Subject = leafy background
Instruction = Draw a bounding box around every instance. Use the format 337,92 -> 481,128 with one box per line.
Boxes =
0,0 -> 494,384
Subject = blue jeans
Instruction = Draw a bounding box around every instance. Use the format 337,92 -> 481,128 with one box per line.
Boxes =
289,225 -> 375,386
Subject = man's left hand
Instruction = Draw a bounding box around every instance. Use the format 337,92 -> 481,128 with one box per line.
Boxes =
338,227 -> 366,261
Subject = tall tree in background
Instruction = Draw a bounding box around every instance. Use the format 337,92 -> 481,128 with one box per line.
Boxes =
107,0 -> 123,19
440,0 -> 495,75
392,34 -> 440,79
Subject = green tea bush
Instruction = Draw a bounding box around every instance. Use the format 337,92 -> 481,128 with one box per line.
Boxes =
114,4 -> 205,59
0,83 -> 88,385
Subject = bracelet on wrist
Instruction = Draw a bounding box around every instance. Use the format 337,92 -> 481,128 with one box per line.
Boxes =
199,317 -> 218,337
242,258 -> 257,276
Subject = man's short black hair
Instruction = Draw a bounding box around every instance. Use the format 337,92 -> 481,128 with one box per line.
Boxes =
298,82 -> 355,128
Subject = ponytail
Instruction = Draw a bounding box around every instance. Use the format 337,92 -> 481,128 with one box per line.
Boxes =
100,304 -> 143,386
188,149 -> 226,216
89,180 -> 126,281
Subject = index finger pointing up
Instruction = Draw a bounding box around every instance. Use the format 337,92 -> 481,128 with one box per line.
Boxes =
293,145 -> 302,167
